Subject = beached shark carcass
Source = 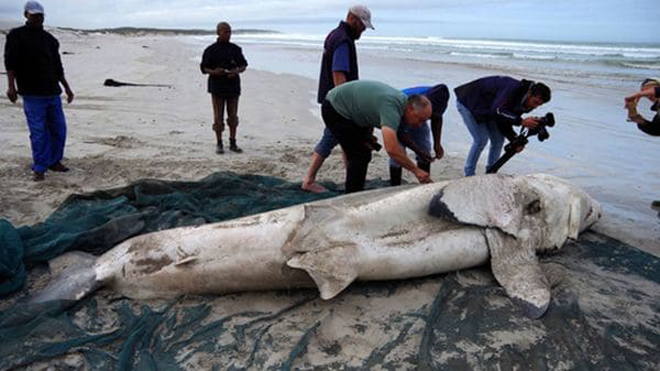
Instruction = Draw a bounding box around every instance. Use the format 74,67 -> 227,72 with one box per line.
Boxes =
34,173 -> 601,318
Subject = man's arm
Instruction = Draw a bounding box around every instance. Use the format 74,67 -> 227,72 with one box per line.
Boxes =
333,71 -> 347,86
397,130 -> 433,163
430,115 -> 444,159
5,33 -> 18,103
382,126 -> 431,183
625,86 -> 659,104
59,75 -> 74,103
331,41 -> 350,87
6,70 -> 17,103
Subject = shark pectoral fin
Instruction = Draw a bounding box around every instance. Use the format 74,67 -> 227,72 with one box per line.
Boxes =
286,245 -> 359,300
485,229 -> 551,319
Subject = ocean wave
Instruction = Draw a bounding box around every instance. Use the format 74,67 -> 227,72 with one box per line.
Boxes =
208,32 -> 660,70
619,62 -> 660,70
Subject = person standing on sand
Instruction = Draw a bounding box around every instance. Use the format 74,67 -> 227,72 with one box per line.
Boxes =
389,84 -> 450,186
301,5 -> 374,193
4,1 -> 74,182
201,22 -> 248,154
624,78 -> 660,136
454,75 -> 551,176
322,80 -> 433,193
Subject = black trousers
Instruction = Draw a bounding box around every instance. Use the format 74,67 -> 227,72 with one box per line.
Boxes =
322,100 -> 372,193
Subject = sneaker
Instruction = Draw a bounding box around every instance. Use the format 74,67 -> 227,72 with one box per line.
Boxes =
216,143 -> 224,154
33,172 -> 45,182
48,162 -> 69,172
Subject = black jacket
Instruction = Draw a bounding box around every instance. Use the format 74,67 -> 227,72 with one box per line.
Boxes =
200,41 -> 248,97
4,24 -> 64,96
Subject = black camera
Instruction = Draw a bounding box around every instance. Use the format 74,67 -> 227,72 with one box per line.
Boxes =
487,112 -> 556,174
531,112 -> 555,142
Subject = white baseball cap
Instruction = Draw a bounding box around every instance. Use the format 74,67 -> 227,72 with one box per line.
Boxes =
349,5 -> 374,30
24,1 -> 45,15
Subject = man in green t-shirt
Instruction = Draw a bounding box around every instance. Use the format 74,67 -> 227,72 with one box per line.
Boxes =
323,80 -> 433,193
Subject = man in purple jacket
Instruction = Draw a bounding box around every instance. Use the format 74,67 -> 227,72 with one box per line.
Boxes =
454,76 -> 551,176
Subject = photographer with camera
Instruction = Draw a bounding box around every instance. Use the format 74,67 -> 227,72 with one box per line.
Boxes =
454,76 -> 551,176
624,78 -> 660,136
322,80 -> 432,193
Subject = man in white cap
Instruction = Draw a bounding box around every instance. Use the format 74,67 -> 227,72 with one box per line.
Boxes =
4,1 -> 75,181
301,5 -> 374,193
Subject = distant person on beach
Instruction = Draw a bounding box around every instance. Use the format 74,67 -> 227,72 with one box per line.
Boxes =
4,1 -> 74,182
454,76 -> 551,176
389,84 -> 449,186
201,21 -> 248,154
322,80 -> 432,193
624,78 -> 660,136
301,5 -> 374,193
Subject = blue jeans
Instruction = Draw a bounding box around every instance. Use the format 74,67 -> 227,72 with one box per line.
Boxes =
314,126 -> 340,158
457,101 -> 504,176
388,122 -> 432,168
22,96 -> 67,173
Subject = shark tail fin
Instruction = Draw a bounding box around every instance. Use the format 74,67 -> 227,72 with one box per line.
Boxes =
287,245 -> 359,300
29,251 -> 100,303
485,229 -> 551,319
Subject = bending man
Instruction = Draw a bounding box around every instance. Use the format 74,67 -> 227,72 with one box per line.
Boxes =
389,84 -> 449,186
454,75 -> 551,176
322,80 -> 432,193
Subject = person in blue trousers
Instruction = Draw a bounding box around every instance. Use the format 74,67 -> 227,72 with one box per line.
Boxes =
388,84 -> 450,186
454,76 -> 551,176
4,1 -> 74,181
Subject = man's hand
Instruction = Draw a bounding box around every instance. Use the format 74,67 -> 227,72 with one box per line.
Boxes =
65,88 -> 74,104
6,87 -> 17,103
514,144 -> 525,153
521,117 -> 540,129
413,168 -> 432,184
434,143 -> 444,159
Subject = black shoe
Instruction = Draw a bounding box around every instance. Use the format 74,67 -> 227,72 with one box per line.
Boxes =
389,166 -> 402,186
33,172 -> 45,182
48,162 -> 69,172
216,143 -> 224,154
229,139 -> 243,153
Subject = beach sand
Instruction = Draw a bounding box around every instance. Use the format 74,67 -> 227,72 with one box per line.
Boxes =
0,29 -> 658,370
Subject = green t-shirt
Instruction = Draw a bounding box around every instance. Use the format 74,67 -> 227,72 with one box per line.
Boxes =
326,80 -> 407,130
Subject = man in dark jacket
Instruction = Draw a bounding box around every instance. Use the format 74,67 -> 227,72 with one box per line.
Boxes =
301,5 -> 374,193
454,76 -> 551,176
201,22 -> 248,154
4,1 -> 75,182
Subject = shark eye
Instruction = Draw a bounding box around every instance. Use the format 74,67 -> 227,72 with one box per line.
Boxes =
526,200 -> 541,215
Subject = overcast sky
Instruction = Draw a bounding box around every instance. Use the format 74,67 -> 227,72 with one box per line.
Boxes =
1,0 -> 658,43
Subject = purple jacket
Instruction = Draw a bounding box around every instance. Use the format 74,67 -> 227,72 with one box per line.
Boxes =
454,76 -> 534,140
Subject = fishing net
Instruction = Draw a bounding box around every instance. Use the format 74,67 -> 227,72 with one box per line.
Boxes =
0,172 -> 657,370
